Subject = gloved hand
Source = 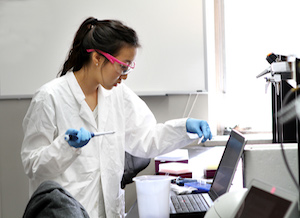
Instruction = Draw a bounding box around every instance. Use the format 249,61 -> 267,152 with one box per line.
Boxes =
186,118 -> 212,143
65,127 -> 92,148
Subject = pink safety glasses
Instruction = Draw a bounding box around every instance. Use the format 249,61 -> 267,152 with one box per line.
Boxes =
86,49 -> 135,75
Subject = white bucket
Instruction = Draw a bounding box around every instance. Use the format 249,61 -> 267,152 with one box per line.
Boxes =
133,175 -> 174,218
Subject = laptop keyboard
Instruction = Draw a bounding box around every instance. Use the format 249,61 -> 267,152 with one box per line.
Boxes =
171,194 -> 211,213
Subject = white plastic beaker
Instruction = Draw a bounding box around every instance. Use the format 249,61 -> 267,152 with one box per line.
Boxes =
133,175 -> 173,218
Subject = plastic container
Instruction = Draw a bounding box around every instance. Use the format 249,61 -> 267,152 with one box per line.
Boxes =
133,175 -> 174,218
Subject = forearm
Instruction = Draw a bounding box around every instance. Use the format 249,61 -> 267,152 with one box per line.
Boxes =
126,118 -> 195,158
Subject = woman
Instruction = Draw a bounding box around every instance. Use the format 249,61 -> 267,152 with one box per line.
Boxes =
21,17 -> 212,217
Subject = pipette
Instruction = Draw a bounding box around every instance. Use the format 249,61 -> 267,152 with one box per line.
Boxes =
64,131 -> 115,142
198,136 -> 204,144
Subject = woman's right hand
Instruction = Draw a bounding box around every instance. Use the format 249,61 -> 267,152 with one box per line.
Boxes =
65,127 -> 91,148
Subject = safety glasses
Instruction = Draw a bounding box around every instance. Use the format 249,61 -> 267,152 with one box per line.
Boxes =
86,49 -> 135,75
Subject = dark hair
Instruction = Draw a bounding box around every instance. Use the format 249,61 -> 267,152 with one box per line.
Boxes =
58,17 -> 140,76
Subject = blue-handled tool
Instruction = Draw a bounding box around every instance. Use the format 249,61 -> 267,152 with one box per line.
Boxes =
64,131 -> 115,142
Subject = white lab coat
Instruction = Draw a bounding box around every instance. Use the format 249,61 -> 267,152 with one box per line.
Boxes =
21,72 -> 197,218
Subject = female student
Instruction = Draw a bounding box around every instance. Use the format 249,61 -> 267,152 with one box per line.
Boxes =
21,17 -> 212,217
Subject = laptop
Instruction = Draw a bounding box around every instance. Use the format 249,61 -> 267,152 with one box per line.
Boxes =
170,129 -> 247,217
232,179 -> 299,218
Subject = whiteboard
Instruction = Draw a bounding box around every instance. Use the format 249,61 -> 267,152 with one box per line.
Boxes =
0,0 -> 206,96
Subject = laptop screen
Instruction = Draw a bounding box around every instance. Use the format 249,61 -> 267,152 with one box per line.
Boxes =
208,130 -> 246,200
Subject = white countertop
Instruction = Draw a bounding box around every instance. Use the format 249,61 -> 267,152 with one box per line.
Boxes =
186,133 -> 273,147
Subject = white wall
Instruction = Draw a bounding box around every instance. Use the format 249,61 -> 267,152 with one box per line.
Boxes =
0,0 -> 206,96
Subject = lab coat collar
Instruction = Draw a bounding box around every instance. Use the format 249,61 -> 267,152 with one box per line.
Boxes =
66,72 -> 98,129
66,72 -> 113,100
97,85 -> 111,132
66,72 -> 85,103
98,83 -> 113,97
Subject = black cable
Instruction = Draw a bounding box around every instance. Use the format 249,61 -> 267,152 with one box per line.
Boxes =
282,85 -> 300,106
279,141 -> 299,191
280,85 -> 300,191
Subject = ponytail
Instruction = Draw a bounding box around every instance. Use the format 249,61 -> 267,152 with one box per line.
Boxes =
58,17 -> 140,77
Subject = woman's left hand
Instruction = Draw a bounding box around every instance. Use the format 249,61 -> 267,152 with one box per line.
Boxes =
186,118 -> 212,143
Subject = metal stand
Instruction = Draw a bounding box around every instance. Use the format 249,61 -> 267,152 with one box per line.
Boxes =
260,54 -> 300,207
272,81 -> 298,143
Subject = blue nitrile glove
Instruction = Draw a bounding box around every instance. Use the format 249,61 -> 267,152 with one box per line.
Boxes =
65,127 -> 92,148
186,118 -> 212,143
